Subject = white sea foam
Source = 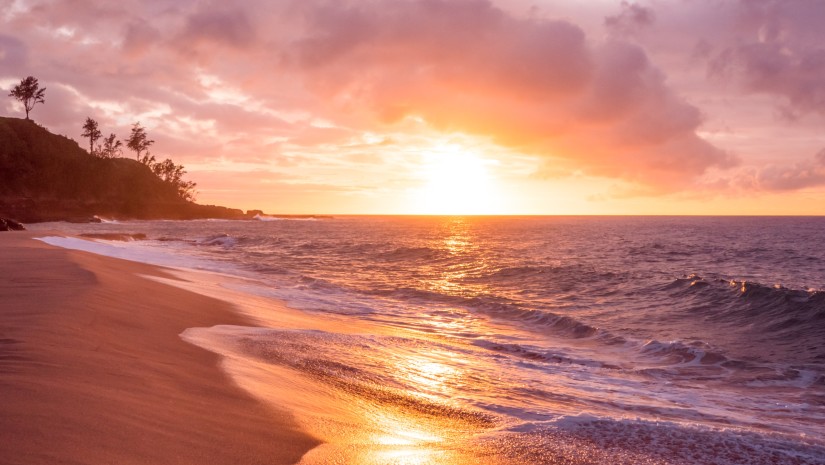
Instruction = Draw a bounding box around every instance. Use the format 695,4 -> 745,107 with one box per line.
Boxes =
483,414 -> 825,465
36,235 -> 220,272
254,214 -> 318,221
92,215 -> 118,223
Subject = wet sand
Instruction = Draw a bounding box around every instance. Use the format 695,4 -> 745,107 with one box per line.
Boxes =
0,232 -> 319,464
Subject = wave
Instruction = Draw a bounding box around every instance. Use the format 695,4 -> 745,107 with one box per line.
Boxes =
79,232 -> 146,242
91,215 -> 119,223
668,275 -> 824,334
295,275 -> 346,293
156,236 -> 186,242
480,264 -> 617,282
488,414 -> 825,465
473,340 -> 616,369
378,246 -> 447,262
463,264 -> 625,299
638,339 -> 728,366
462,297 -> 601,339
471,313 -> 819,389
471,330 -> 747,380
254,214 -> 320,221
254,214 -> 287,221
191,233 -> 280,249
355,284 -> 603,340
196,233 -> 237,247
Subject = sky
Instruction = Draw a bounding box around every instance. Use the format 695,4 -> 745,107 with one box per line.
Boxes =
1,0 -> 824,215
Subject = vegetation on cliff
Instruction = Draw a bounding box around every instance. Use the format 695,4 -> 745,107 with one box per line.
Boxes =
7,76 -> 46,121
0,116 -> 246,222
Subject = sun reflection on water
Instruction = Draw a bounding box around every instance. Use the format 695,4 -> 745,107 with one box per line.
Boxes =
427,218 -> 486,296
398,355 -> 460,399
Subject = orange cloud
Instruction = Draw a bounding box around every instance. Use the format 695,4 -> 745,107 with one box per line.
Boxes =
285,0 -> 736,190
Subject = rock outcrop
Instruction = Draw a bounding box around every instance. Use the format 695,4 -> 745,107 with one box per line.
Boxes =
0,217 -> 25,231
0,116 -> 256,222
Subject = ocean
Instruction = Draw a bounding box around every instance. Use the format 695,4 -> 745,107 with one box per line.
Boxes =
31,216 -> 825,464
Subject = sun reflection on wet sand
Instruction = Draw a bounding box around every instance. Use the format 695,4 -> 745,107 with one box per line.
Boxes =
398,355 -> 460,399
182,321 -> 497,464
302,332 -> 505,465
367,411 -> 450,465
165,261 -> 504,464
342,351 -> 494,463
289,373 -> 490,465
373,425 -> 440,446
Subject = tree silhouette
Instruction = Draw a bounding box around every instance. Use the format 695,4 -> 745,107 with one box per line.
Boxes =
138,150 -> 156,167
81,117 -> 102,154
141,156 -> 198,202
98,133 -> 123,159
178,179 -> 197,202
153,158 -> 197,202
8,76 -> 46,120
126,122 -> 154,160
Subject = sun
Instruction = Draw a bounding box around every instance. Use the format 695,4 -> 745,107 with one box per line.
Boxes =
410,145 -> 505,215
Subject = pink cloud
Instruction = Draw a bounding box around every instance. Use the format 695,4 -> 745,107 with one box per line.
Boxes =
286,0 -> 734,190
173,7 -> 258,63
754,148 -> 825,191
706,0 -> 825,118
1,0 -> 739,194
122,21 -> 162,58
0,35 -> 27,72
604,1 -> 655,37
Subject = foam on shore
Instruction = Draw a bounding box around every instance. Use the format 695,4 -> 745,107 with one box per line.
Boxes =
37,235 -> 208,269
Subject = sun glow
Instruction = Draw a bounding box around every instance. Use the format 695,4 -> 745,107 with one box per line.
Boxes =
410,145 -> 505,215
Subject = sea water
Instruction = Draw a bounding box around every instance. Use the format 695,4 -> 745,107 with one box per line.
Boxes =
33,216 -> 825,464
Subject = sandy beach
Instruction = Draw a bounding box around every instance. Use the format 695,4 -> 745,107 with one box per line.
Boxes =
0,232 -> 319,464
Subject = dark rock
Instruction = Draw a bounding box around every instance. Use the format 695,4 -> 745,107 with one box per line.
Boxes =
0,217 -> 26,231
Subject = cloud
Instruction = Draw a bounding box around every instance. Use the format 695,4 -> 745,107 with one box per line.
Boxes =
605,1 -> 655,37
707,0 -> 825,117
178,9 -> 256,50
0,34 -> 27,74
285,0 -> 733,190
122,21 -> 161,58
754,148 -> 825,191
717,42 -> 825,118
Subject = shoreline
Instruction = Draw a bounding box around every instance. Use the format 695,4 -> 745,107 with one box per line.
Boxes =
5,227 -> 824,465
0,232 -> 319,464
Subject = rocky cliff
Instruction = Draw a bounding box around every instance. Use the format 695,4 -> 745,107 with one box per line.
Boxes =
0,117 -> 248,222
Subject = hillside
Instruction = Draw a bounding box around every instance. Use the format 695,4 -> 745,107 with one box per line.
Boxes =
0,117 -> 249,222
